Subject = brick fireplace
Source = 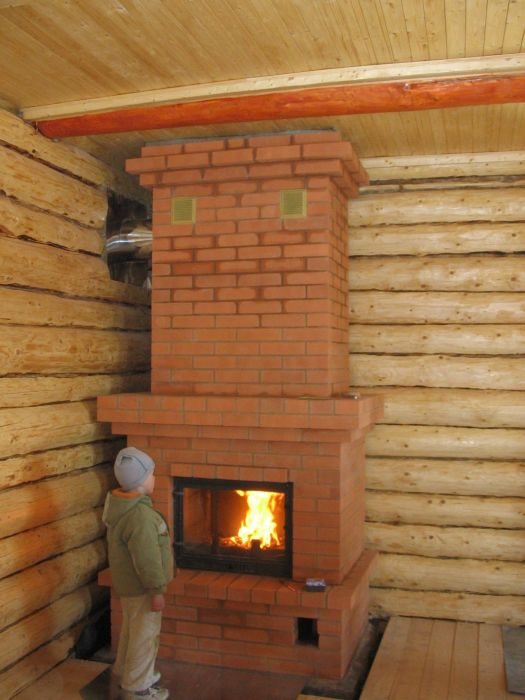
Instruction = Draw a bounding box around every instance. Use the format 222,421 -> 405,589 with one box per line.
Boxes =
98,130 -> 383,679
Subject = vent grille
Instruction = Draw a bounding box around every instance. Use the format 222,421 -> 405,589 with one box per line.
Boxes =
280,189 -> 307,219
171,196 -> 196,224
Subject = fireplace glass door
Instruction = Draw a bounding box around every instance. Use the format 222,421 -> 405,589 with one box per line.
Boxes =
174,477 -> 293,577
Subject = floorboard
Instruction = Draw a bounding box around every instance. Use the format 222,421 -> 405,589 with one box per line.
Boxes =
360,617 -> 523,700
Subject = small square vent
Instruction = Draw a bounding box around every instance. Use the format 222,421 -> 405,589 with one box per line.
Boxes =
280,189 -> 307,219
171,196 -> 196,224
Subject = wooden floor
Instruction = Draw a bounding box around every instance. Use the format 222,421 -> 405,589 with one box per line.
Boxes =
13,617 -> 522,700
13,659 -> 110,700
360,616 -> 522,700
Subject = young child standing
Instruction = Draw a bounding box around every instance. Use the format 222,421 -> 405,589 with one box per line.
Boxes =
103,446 -> 174,700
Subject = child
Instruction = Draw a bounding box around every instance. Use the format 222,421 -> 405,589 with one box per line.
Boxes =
103,446 -> 174,700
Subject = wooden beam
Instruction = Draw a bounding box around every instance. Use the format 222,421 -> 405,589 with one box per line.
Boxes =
35,73 -> 525,139
23,54 -> 525,121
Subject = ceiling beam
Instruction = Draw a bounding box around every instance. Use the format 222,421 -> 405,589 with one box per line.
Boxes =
34,72 -> 525,139
23,54 -> 525,122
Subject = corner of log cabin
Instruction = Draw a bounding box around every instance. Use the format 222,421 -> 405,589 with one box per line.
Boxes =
0,108 -> 151,697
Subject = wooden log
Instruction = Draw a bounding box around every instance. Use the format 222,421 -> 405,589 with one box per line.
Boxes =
360,387 -> 525,428
365,522 -> 525,562
35,74 -> 525,139
349,255 -> 525,292
0,400 -> 112,460
369,588 -> 525,625
0,507 -> 104,578
0,326 -> 150,375
366,491 -> 525,529
0,582 -> 107,672
348,291 -> 525,324
371,553 -> 525,596
349,324 -> 525,355
0,373 -> 149,409
0,622 -> 84,699
0,108 -> 148,204
0,194 -> 104,255
361,152 -> 525,183
0,235 -> 110,292
0,440 -> 121,490
0,146 -> 107,227
348,222 -> 525,257
366,424 -> 525,460
0,239 -> 151,304
0,288 -> 150,330
347,188 -> 525,226
0,464 -> 113,538
366,457 -> 525,497
350,354 -> 525,390
0,540 -> 107,630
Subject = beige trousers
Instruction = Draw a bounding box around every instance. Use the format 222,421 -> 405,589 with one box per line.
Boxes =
114,594 -> 162,692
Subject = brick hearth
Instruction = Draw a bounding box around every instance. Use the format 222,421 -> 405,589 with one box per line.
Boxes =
98,130 -> 382,679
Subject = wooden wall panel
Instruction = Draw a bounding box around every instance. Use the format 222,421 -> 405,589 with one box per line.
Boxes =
349,177 -> 525,625
0,109 -> 150,698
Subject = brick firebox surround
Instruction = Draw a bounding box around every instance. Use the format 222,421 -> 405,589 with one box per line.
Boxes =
98,130 -> 383,679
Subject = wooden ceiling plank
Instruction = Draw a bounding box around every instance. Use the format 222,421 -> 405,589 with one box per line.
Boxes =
502,0 -> 525,52
465,0 -> 488,55
378,0 -> 412,62
401,0 -> 431,61
34,73 -> 525,139
423,0 -> 448,58
22,54 -> 525,122
484,0 -> 511,55
444,0 -> 467,58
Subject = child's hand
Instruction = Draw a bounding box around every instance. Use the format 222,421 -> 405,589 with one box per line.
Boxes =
151,593 -> 165,611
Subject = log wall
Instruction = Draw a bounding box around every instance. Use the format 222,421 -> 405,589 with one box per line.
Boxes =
0,109 -> 150,698
348,171 -> 525,625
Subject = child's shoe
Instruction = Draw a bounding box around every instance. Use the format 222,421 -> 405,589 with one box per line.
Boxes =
120,685 -> 169,699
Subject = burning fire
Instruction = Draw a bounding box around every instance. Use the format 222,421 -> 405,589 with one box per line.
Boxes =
229,490 -> 283,550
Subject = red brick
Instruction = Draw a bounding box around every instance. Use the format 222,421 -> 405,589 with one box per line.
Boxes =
203,165 -> 249,181
302,141 -> 354,160
217,205 -> 259,221
173,183 -> 214,196
247,134 -> 292,147
238,245 -> 281,260
127,155 -> 166,173
211,148 -> 254,165
196,247 -> 236,262
162,168 -> 203,184
166,152 -> 210,169
295,159 -> 343,176
255,145 -> 301,162
139,173 -> 159,187
217,180 -> 258,194
249,163 -> 293,178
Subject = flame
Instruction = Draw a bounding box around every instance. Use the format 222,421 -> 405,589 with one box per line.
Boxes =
229,490 -> 283,549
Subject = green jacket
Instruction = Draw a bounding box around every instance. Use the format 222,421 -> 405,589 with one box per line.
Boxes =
103,489 -> 174,597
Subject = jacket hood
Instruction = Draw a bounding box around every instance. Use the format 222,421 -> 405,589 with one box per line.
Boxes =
102,489 -> 153,527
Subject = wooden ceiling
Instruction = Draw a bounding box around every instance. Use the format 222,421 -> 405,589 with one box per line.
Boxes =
0,0 -> 524,175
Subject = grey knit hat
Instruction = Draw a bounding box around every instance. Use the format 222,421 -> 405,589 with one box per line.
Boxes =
114,447 -> 155,491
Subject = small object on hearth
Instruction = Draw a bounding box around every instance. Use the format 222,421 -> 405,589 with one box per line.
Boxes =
347,392 -> 361,399
303,578 -> 327,592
